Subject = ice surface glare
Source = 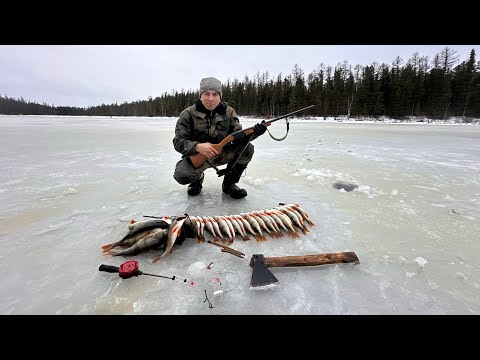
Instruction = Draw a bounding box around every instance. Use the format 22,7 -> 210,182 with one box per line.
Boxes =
0,115 -> 479,314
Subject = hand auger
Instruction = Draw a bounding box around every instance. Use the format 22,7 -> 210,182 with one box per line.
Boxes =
99,260 -> 187,282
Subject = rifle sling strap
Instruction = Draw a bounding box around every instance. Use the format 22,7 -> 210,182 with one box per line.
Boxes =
267,118 -> 290,141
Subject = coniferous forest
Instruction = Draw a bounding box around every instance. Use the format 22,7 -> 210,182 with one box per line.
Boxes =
1,48 -> 479,120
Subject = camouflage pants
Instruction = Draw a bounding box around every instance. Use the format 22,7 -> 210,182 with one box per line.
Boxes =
173,142 -> 254,185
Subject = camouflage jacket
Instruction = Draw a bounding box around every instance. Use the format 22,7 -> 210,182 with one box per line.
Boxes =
173,99 -> 242,157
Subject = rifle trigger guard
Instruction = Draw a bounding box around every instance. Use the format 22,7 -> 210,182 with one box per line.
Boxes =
267,118 -> 289,141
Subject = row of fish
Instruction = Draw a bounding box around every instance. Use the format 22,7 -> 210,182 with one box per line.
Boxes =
188,203 -> 315,244
100,203 -> 314,264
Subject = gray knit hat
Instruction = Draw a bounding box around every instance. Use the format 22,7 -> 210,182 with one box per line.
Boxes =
199,77 -> 222,97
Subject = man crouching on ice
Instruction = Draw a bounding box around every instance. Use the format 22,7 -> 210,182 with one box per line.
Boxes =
172,76 -> 267,199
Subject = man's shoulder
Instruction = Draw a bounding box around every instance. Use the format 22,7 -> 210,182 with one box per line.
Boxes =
179,104 -> 196,117
221,102 -> 236,116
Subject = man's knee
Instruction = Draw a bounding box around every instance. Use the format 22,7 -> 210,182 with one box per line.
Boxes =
173,158 -> 201,185
174,172 -> 194,185
238,143 -> 254,164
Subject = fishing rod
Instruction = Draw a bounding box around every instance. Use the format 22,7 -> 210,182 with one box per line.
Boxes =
98,260 -> 188,282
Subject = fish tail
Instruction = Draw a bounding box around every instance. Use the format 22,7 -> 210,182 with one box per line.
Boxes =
254,235 -> 262,242
242,235 -> 250,241
101,242 -> 118,251
306,219 -> 315,226
198,236 -> 205,243
151,255 -> 161,263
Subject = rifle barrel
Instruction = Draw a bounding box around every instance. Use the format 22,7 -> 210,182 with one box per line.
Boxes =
264,105 -> 315,125
189,105 -> 315,169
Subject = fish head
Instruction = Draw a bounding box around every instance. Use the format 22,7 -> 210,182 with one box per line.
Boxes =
180,217 -> 197,239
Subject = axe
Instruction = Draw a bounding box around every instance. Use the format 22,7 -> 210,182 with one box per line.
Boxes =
249,251 -> 360,290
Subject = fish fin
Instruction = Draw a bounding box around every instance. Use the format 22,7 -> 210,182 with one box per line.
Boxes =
151,256 -> 160,263
101,242 -> 117,251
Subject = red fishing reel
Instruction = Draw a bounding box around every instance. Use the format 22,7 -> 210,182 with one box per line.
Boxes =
119,260 -> 141,279
99,260 -> 185,282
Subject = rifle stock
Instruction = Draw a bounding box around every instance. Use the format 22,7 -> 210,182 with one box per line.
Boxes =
189,105 -> 314,169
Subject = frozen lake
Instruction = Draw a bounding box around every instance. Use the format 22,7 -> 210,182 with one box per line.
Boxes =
0,115 -> 479,314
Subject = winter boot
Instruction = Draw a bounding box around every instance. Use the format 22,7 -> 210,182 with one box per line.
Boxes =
187,173 -> 204,196
222,164 -> 247,199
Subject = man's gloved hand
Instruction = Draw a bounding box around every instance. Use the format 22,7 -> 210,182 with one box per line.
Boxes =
253,122 -> 267,137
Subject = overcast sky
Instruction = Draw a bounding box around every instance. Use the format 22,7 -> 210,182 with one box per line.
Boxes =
1,45 -> 478,108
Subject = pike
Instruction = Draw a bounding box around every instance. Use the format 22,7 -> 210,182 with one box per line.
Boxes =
129,216 -> 172,230
104,228 -> 167,256
101,219 -> 171,252
189,105 -> 315,170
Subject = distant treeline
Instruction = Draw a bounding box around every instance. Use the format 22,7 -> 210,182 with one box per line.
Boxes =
1,47 -> 479,120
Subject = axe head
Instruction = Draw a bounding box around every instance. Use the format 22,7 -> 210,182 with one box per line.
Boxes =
250,254 -> 280,290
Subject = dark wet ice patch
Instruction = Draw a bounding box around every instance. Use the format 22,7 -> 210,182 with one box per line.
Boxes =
333,181 -> 358,192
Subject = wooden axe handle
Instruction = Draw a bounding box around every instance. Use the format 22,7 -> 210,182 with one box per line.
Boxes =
249,252 -> 359,267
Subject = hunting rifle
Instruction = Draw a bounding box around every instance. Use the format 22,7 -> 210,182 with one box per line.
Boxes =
189,105 -> 315,169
